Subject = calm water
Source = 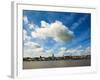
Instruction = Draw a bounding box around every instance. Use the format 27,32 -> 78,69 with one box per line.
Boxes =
23,59 -> 90,69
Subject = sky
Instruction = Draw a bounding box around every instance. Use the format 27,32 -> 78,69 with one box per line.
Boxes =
23,10 -> 91,57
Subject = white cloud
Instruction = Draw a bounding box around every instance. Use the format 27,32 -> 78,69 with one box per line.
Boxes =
31,20 -> 74,42
23,16 -> 29,24
66,49 -> 83,56
23,29 -> 31,41
84,46 -> 90,55
23,16 -> 36,30
28,23 -> 35,30
24,48 -> 41,57
71,15 -> 88,30
55,45 -> 90,57
24,41 -> 52,57
60,47 -> 67,51
41,20 -> 50,28
23,41 -> 90,57
66,46 -> 90,56
55,50 -> 65,57
24,41 -> 40,49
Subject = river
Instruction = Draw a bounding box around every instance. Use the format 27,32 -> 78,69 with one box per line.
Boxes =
23,59 -> 90,69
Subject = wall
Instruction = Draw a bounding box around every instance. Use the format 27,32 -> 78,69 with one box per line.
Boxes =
0,0 -> 99,80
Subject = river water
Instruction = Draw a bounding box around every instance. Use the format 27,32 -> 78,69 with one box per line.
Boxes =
23,59 -> 90,69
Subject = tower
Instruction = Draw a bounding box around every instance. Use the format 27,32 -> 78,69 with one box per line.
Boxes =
52,54 -> 55,60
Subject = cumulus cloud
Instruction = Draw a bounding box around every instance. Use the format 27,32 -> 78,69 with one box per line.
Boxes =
41,20 -> 50,28
23,29 -> 31,41
66,47 -> 91,56
28,23 -> 35,30
24,41 -> 52,57
56,45 -> 91,57
66,49 -> 83,56
31,20 -> 74,42
56,47 -> 67,56
23,16 -> 29,24
24,41 -> 40,48
23,15 -> 39,31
